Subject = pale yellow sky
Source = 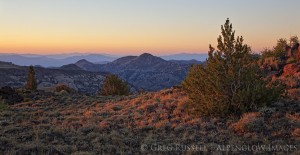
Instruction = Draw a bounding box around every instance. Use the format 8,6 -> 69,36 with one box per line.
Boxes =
0,0 -> 299,55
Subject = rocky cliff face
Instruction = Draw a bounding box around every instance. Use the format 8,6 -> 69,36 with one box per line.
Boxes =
0,64 -> 105,94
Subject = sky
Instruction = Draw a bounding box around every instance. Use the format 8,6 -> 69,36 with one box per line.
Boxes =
0,0 -> 299,55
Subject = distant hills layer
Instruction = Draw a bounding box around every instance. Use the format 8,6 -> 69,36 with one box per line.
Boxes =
161,53 -> 207,61
0,53 -> 207,67
0,54 -> 117,67
0,53 -> 205,91
69,53 -> 203,91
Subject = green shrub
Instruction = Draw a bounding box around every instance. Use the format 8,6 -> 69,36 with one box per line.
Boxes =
100,75 -> 129,96
182,19 -> 282,117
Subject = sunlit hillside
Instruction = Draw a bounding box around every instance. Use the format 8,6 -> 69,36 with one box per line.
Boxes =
0,86 -> 300,154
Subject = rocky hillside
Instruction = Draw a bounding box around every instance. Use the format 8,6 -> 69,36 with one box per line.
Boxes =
0,88 -> 299,154
0,62 -> 106,94
261,54 -> 300,101
97,53 -> 191,91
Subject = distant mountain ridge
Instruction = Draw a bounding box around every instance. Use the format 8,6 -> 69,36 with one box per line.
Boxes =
0,53 -> 205,67
161,53 -> 207,61
169,59 -> 203,65
0,54 -> 117,67
58,54 -> 116,65
94,53 -> 193,91
0,53 -> 204,91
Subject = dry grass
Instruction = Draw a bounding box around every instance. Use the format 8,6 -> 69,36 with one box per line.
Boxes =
230,112 -> 263,134
0,88 -> 300,154
292,128 -> 300,139
287,88 -> 300,100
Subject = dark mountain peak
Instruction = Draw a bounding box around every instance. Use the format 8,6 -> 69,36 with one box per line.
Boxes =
75,59 -> 94,65
134,53 -> 166,63
76,59 -> 91,63
139,53 -> 154,58
110,53 -> 163,65
60,64 -> 83,70
74,59 -> 100,72
112,56 -> 137,64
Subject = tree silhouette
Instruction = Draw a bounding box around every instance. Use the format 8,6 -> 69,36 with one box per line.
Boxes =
25,66 -> 37,91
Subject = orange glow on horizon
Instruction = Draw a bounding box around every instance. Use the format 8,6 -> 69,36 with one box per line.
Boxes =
0,32 -> 210,55
0,1 -> 299,55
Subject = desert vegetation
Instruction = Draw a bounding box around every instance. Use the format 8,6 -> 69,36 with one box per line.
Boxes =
100,74 -> 129,96
0,88 -> 299,154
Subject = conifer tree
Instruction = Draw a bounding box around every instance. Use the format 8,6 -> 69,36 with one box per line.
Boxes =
25,66 -> 37,91
100,75 -> 129,96
290,36 -> 299,44
183,18 -> 282,117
